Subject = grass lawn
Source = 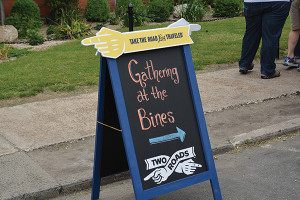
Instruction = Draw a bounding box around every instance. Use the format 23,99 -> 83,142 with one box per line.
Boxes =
0,16 -> 291,100
0,41 -> 99,100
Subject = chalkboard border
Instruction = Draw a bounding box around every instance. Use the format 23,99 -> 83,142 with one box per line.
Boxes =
92,45 -> 222,200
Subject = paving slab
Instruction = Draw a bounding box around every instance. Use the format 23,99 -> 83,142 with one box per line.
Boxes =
231,118 -> 300,146
196,65 -> 299,112
0,152 -> 60,200
205,95 -> 300,148
27,137 -> 95,192
0,135 -> 17,155
0,93 -> 97,151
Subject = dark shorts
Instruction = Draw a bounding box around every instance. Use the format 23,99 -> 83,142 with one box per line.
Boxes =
291,0 -> 300,30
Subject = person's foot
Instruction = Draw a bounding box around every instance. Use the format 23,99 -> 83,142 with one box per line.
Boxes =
261,70 -> 280,79
283,56 -> 298,67
239,63 -> 254,74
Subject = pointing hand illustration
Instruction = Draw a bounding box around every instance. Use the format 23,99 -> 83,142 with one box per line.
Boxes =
81,27 -> 125,58
144,158 -> 202,184
81,19 -> 200,59
144,168 -> 170,184
175,159 -> 202,175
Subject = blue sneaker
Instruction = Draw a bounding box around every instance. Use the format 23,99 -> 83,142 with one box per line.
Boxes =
297,63 -> 300,72
283,56 -> 299,67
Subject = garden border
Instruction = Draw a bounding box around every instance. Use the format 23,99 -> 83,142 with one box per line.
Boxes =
0,5 -> 242,45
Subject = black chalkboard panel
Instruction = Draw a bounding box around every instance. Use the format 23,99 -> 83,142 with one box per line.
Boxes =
100,68 -> 128,176
116,46 -> 207,190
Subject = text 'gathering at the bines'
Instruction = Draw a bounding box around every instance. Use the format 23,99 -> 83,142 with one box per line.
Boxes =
127,59 -> 180,131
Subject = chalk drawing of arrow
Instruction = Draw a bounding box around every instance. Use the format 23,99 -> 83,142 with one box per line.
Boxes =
149,127 -> 186,144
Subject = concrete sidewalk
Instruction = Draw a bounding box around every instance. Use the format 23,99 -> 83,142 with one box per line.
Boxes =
0,61 -> 299,200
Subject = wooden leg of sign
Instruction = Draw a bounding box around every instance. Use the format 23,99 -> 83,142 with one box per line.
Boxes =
182,45 -> 222,200
210,176 -> 222,200
91,57 -> 107,200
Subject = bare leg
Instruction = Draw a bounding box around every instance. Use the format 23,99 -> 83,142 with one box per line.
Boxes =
287,29 -> 300,58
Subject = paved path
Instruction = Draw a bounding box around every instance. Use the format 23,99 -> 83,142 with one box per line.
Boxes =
0,61 -> 299,200
52,135 -> 300,200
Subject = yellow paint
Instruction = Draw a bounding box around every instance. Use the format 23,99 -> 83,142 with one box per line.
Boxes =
81,26 -> 192,59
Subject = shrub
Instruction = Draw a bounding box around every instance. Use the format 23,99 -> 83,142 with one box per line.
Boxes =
51,5 -> 91,39
147,0 -> 172,22
94,23 -> 104,30
58,8 -> 81,26
7,48 -> 31,58
213,0 -> 241,17
55,18 -> 91,39
10,0 -> 40,20
46,25 -> 56,35
5,0 -> 43,38
0,44 -> 31,59
5,14 -> 23,33
5,14 -> 43,34
21,18 -> 43,39
115,0 -> 147,27
166,0 -> 175,14
45,0 -> 81,23
109,12 -> 120,25
179,0 -> 206,21
202,0 -> 215,6
5,14 -> 43,38
177,0 -> 189,4
0,44 -> 14,60
85,0 -> 110,22
26,29 -> 44,45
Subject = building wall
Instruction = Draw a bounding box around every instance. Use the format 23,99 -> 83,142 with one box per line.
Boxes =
4,0 -> 51,18
34,0 -> 50,18
4,0 -> 84,18
3,0 -> 15,18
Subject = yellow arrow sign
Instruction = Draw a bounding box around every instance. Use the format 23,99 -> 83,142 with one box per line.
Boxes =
82,19 -> 199,58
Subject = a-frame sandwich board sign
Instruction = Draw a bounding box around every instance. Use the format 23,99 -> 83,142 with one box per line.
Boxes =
82,19 -> 222,200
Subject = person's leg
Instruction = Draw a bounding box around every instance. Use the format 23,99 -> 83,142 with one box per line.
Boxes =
284,30 -> 300,67
287,29 -> 300,59
284,0 -> 300,65
239,3 -> 262,73
260,1 -> 290,77
295,40 -> 300,58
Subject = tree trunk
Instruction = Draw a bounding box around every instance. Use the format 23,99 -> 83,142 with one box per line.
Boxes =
0,0 -> 5,26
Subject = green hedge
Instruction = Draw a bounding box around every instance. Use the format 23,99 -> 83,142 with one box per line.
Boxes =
213,0 -> 241,17
10,0 -> 40,20
45,0 -> 80,23
5,0 -> 42,38
85,0 -> 110,22
183,0 -> 206,21
147,0 -> 172,22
